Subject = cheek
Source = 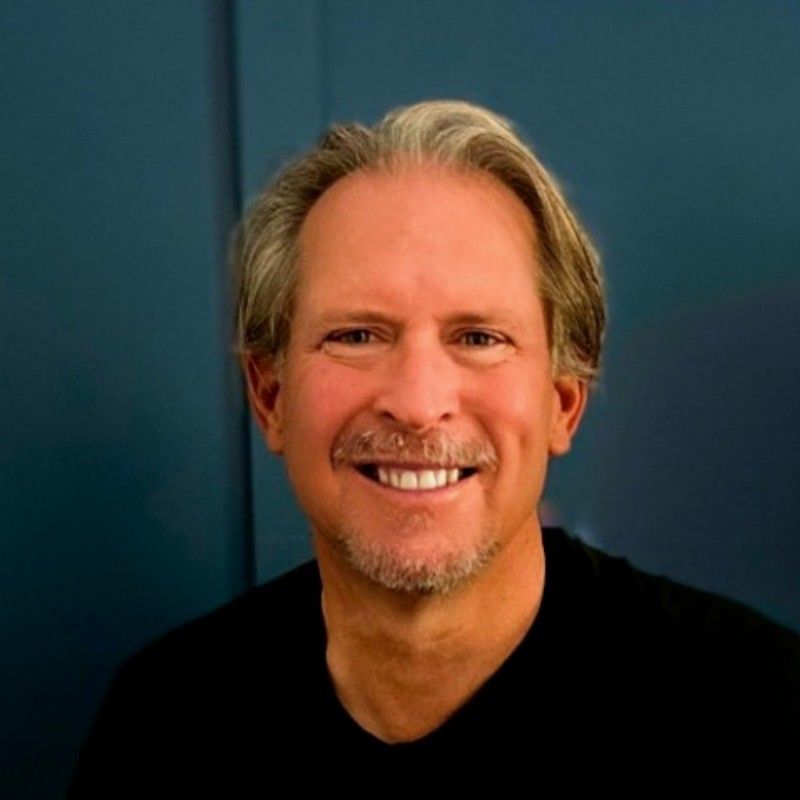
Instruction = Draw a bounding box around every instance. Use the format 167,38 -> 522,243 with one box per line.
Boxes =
473,369 -> 553,448
283,362 -> 370,462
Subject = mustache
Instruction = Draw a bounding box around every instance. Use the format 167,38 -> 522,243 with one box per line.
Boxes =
331,428 -> 498,471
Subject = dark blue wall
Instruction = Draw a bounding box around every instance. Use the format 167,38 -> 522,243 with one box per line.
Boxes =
1,2 -> 249,796
3,2 -> 798,797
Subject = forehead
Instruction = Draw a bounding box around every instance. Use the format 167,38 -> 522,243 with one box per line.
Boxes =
294,164 -> 543,328
299,164 -> 537,267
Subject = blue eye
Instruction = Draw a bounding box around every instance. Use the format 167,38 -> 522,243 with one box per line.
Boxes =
328,329 -> 374,345
462,331 -> 501,347
325,328 -> 505,349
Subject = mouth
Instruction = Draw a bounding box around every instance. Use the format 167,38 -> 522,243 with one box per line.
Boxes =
354,464 -> 478,491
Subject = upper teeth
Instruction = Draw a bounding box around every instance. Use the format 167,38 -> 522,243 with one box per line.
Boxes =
377,467 -> 462,491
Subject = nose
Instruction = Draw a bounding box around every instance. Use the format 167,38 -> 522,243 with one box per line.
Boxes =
372,333 -> 460,431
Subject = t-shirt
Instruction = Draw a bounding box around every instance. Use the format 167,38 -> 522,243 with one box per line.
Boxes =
67,527 -> 799,795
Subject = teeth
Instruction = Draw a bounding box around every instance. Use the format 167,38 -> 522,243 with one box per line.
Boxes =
373,466 -> 469,491
400,471 -> 418,490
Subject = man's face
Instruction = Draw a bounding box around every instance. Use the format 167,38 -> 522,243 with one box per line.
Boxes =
246,164 -> 586,595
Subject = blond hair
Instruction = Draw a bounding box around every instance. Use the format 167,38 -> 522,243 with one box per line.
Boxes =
234,99 -> 605,385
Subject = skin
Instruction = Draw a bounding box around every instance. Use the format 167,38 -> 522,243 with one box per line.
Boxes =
244,163 -> 587,743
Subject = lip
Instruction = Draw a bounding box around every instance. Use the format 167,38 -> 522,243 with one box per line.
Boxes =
348,465 -> 477,504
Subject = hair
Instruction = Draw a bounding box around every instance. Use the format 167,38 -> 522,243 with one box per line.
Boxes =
233,99 -> 605,386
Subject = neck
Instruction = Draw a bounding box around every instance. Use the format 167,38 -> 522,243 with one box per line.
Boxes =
315,518 -> 545,743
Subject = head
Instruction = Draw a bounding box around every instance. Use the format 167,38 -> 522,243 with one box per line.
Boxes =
234,99 -> 605,385
234,100 -> 606,596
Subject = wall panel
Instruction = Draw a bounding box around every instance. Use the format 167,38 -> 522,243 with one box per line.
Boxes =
1,2 -> 247,796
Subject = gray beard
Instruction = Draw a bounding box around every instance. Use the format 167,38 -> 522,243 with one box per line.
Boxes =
324,509 -> 502,596
324,427 -> 503,594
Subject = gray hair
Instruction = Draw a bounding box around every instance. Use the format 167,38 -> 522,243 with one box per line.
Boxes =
233,99 -> 605,386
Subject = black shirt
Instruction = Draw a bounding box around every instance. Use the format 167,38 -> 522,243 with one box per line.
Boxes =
68,527 -> 799,794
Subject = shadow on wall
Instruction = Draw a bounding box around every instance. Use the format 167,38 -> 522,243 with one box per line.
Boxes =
587,279 -> 800,632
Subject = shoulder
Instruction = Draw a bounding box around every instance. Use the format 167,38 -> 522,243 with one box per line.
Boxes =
545,525 -> 798,649
543,527 -> 799,768
117,558 -> 322,688
69,561 -> 323,796
542,527 -> 799,686
70,560 -> 322,794
546,527 -> 799,740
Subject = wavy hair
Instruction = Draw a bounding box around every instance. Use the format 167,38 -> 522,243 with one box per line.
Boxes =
233,99 -> 605,386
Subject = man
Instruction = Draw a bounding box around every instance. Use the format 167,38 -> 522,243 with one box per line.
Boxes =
70,100 -> 798,794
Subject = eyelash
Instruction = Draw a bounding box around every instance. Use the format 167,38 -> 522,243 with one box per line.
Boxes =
328,329 -> 375,345
326,329 -> 505,347
460,330 -> 503,347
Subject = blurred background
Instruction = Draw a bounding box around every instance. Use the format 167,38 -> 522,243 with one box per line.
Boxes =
2,1 -> 799,797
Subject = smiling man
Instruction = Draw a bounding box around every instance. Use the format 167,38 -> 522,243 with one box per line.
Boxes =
69,100 -> 798,794
244,160 -> 588,744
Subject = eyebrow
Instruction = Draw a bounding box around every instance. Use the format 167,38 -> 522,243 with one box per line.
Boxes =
314,309 -> 528,332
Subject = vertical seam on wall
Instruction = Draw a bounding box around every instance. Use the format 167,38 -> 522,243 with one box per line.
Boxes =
220,0 -> 256,592
223,0 -> 243,216
317,0 -> 330,129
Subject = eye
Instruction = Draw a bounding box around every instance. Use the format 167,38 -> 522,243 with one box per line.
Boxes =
326,328 -> 375,345
460,330 -> 504,347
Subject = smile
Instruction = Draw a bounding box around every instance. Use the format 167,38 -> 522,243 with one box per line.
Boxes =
355,464 -> 478,491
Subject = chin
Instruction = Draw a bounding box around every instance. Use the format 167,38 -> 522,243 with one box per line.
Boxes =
329,527 -> 501,596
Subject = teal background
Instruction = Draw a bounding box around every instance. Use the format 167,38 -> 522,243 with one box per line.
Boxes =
2,2 -> 798,797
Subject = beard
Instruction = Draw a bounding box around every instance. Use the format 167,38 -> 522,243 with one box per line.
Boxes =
317,425 -> 503,595
320,500 -> 502,596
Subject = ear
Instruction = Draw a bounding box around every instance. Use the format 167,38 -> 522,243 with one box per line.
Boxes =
241,352 -> 285,455
548,375 -> 589,457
